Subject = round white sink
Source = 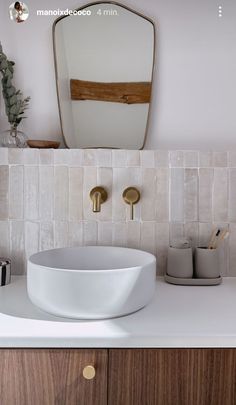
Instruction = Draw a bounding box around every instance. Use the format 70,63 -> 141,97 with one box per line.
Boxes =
27,246 -> 156,319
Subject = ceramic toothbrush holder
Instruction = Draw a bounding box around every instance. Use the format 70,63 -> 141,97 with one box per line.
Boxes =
194,247 -> 220,279
167,247 -> 193,278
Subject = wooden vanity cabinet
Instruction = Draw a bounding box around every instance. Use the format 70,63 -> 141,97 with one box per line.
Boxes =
0,349 -> 107,405
109,349 -> 236,405
0,348 -> 236,405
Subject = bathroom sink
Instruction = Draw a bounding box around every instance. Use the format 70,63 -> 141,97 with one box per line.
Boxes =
27,246 -> 156,319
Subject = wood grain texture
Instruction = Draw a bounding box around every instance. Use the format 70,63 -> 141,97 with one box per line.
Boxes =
70,79 -> 151,104
108,349 -> 236,405
27,140 -> 60,149
0,349 -> 108,405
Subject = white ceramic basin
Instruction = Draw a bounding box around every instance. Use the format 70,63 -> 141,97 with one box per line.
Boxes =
27,246 -> 156,319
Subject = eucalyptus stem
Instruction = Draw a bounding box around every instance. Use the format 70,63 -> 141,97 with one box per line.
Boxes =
0,42 -> 30,128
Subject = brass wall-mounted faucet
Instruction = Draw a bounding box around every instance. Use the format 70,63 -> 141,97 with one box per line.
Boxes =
90,187 -> 108,213
123,187 -> 140,220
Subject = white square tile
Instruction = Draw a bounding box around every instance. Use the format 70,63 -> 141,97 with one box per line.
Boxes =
83,221 -> 97,245
127,221 -> 140,249
0,148 -> 8,165
98,222 -> 113,246
9,165 -> 23,219
112,150 -> 127,167
213,168 -> 228,222
169,151 -> 184,167
23,149 -> 39,165
69,167 -> 83,221
213,151 -> 228,167
69,150 -> 83,166
199,151 -> 213,168
184,222 -> 199,248
0,166 -> 9,220
96,150 -> 112,167
39,149 -> 54,165
198,168 -> 214,222
156,168 -> 169,222
184,169 -> 198,222
24,221 -> 39,261
140,222 -> 156,255
112,222 -> 127,247
169,223 -> 184,246
39,166 -> 54,220
126,151 -> 140,167
228,151 -> 236,168
40,222 -> 54,251
184,151 -> 198,167
154,150 -> 169,167
54,166 -> 69,220
54,149 -> 71,165
82,150 -> 97,166
54,221 -> 69,248
229,169 -> 236,222
141,168 -> 157,221
140,150 -> 155,168
10,220 -> 25,275
198,223 -> 213,247
0,221 -> 9,257
69,221 -> 83,247
24,166 -> 39,220
8,149 -> 24,165
156,223 -> 169,275
170,168 -> 184,222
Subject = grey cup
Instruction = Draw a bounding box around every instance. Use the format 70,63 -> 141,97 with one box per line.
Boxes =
195,247 -> 220,279
167,247 -> 193,278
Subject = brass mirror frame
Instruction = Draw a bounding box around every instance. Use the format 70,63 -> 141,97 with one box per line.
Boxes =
52,1 -> 156,149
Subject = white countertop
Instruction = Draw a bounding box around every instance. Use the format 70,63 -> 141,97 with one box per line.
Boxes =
1,276 -> 236,348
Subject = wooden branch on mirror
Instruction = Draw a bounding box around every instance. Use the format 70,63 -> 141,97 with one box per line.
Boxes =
70,79 -> 151,104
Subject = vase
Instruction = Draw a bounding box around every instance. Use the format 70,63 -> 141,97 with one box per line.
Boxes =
0,126 -> 28,148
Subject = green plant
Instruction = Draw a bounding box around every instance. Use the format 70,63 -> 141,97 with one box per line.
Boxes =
0,42 -> 30,129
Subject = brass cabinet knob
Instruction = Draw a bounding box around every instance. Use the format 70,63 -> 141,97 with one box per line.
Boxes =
82,365 -> 96,380
122,187 -> 140,220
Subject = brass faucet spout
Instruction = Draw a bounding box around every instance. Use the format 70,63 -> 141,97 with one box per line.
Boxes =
92,191 -> 101,212
90,187 -> 108,213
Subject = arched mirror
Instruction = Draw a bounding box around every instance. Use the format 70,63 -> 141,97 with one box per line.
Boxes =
53,2 -> 155,149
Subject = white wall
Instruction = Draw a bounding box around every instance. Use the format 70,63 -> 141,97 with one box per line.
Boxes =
0,0 -> 236,149
55,20 -> 75,147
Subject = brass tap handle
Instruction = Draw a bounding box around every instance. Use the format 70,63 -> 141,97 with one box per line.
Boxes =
122,187 -> 140,220
130,202 -> 134,221
83,365 -> 96,380
90,187 -> 108,213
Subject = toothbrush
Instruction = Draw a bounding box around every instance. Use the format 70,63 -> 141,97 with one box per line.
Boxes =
215,230 -> 229,248
207,227 -> 217,249
209,228 -> 221,249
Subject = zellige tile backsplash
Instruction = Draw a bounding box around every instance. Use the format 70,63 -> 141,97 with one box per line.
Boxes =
0,148 -> 235,276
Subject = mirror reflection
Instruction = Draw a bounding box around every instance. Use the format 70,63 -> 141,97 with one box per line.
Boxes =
53,2 -> 155,149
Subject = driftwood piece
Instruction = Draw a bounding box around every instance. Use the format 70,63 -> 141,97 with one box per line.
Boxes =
70,79 -> 151,104
27,140 -> 60,149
